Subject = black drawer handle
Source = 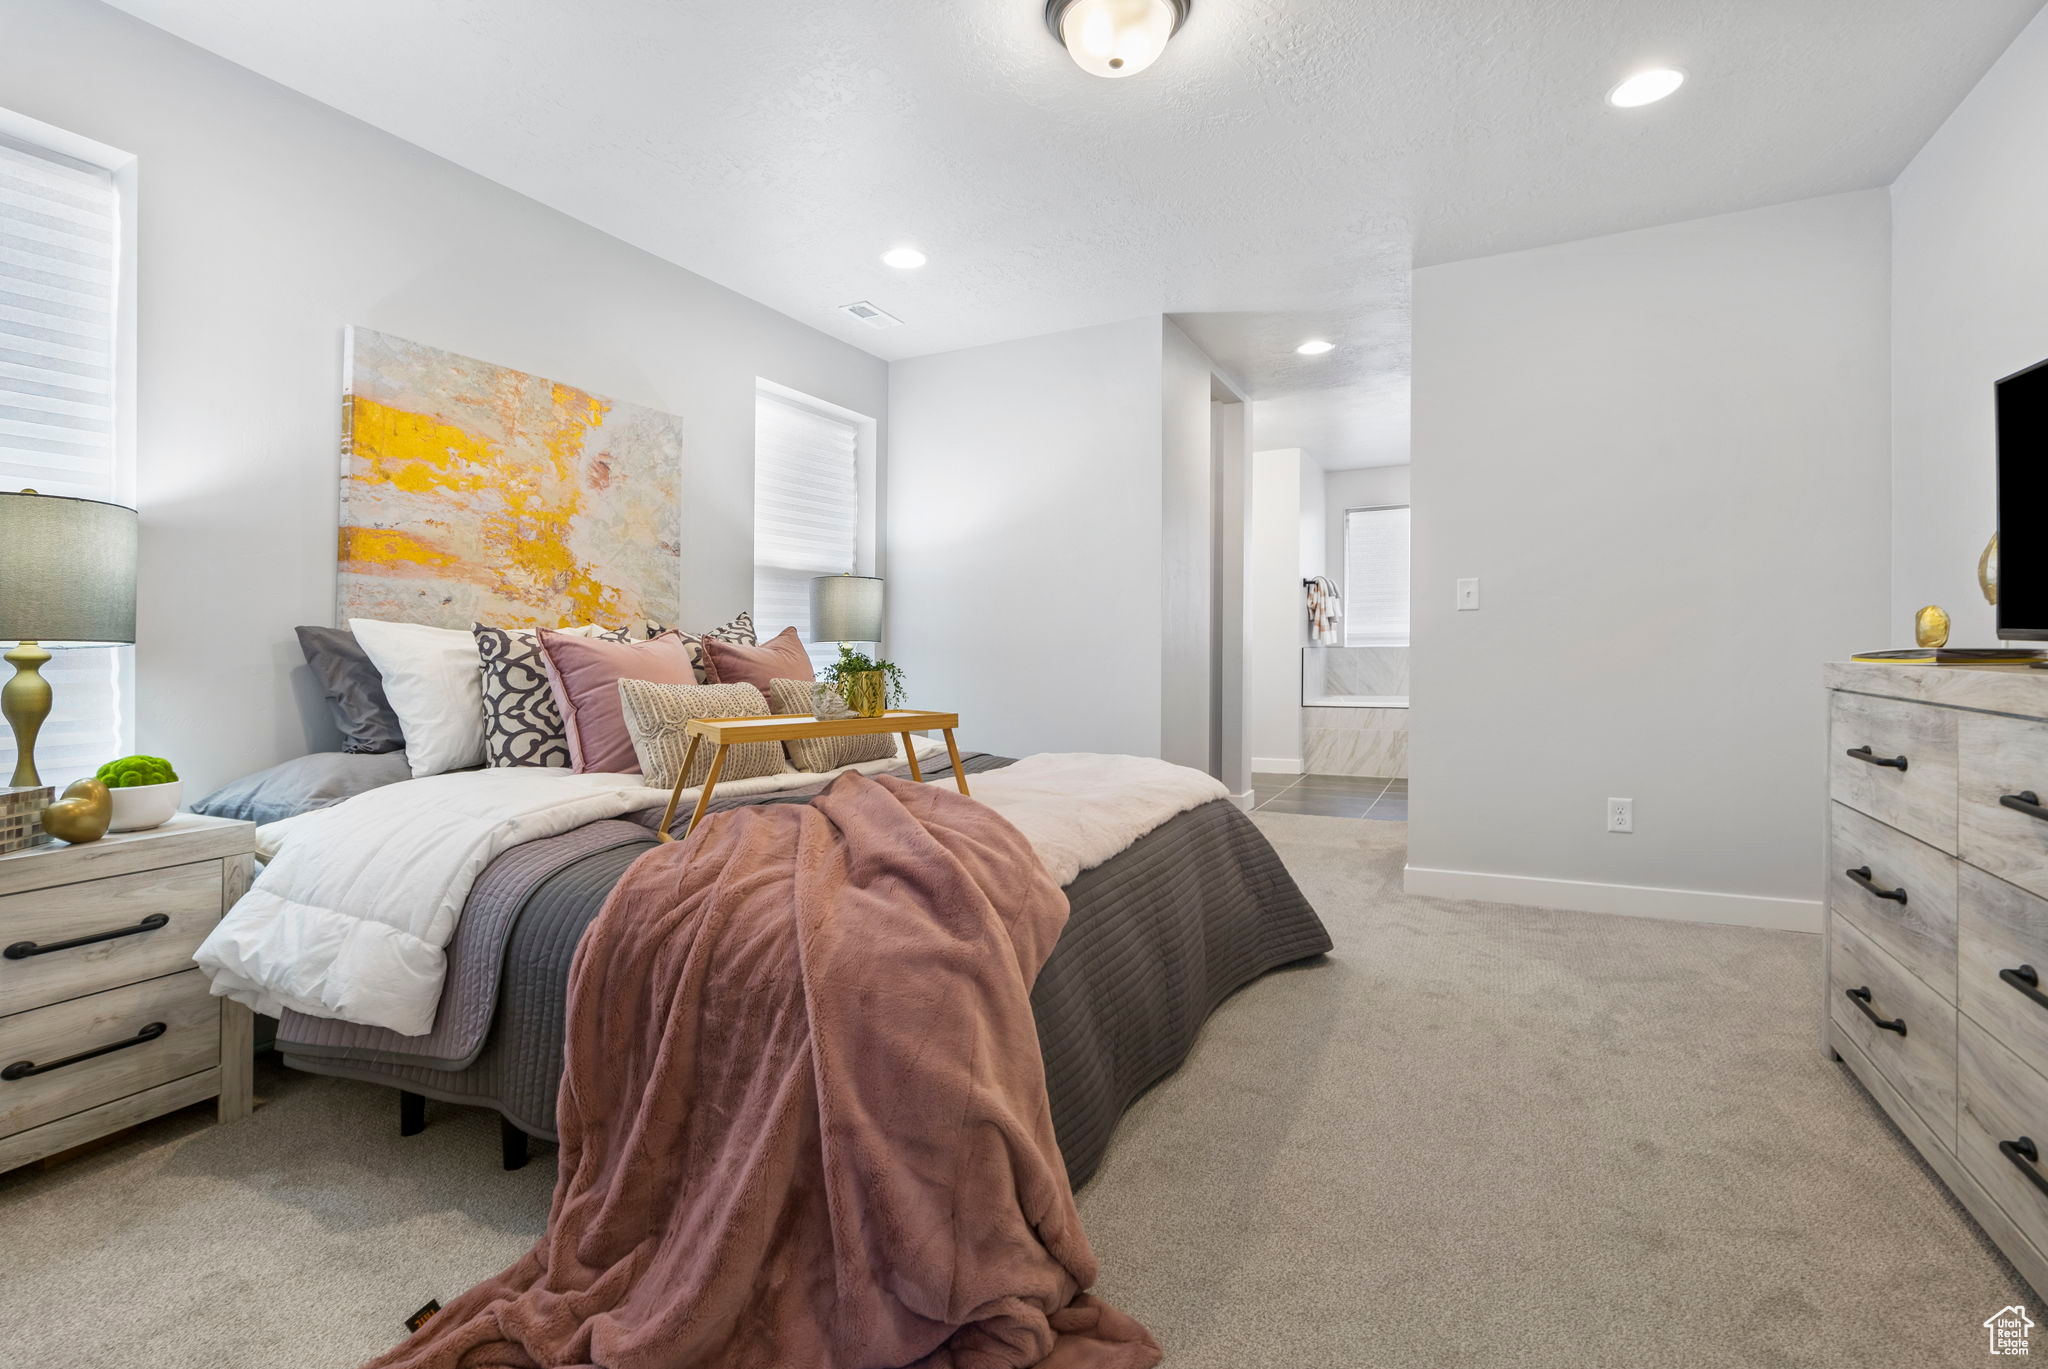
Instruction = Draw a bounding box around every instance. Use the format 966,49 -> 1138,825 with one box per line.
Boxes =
2002,964 -> 2048,1012
2001,791 -> 2048,823
1846,866 -> 1909,905
2002,1136 -> 2048,1201
1844,986 -> 1907,1036
1846,746 -> 1909,772
1,1021 -> 166,1081
4,913 -> 170,961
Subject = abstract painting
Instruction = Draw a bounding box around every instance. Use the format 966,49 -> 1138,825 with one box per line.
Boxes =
338,328 -> 682,630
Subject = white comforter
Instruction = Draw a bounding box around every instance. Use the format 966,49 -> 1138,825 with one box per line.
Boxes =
193,749 -> 1228,1036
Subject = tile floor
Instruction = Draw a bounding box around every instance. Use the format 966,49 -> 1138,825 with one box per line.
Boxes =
1251,772 -> 1406,820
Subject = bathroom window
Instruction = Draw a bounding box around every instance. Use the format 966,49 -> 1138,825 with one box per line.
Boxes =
1343,506 -> 1409,647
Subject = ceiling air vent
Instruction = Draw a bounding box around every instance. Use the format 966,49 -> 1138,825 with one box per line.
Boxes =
838,301 -> 904,330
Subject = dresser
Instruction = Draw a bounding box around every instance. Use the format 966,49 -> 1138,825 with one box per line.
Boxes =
0,814 -> 256,1171
1824,661 -> 2048,1295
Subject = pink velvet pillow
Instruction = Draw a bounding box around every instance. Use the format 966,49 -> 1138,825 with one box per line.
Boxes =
701,625 -> 815,696
537,628 -> 699,774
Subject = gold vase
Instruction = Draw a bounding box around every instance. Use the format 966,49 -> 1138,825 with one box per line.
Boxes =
839,670 -> 889,718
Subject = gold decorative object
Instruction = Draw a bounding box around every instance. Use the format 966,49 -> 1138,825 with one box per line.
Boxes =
40,777 -> 111,845
839,670 -> 890,718
1915,605 -> 1952,649
1981,533 -> 2000,607
1,642 -> 51,788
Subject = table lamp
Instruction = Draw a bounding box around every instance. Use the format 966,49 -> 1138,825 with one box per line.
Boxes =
809,573 -> 884,646
0,490 -> 139,787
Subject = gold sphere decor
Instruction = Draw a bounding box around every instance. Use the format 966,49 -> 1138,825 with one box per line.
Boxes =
40,777 -> 111,845
1981,533 -> 2000,607
1915,604 -> 1953,649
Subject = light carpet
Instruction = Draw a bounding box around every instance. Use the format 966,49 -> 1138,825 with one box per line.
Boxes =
0,813 -> 2027,1367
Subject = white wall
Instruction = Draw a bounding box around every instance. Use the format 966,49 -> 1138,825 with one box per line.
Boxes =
888,318 -> 1164,759
1892,6 -> 2048,644
1409,190 -> 1892,927
1162,320 -> 1218,773
0,0 -> 889,795
1323,466 -> 1411,589
1250,449 -> 1310,769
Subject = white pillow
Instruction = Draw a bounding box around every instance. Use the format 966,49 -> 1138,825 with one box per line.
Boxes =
350,619 -> 625,779
349,619 -> 489,779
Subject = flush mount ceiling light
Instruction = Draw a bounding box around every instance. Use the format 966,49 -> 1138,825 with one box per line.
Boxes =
1607,68 -> 1685,108
1296,340 -> 1335,356
881,246 -> 927,270
1047,0 -> 1191,79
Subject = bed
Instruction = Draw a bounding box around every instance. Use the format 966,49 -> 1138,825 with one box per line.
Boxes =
214,751 -> 1330,1187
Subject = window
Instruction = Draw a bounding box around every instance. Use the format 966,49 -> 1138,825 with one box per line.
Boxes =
1343,506 -> 1410,647
752,385 -> 869,672
0,133 -> 127,785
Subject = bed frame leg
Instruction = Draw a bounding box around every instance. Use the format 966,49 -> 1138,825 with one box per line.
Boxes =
501,1116 -> 530,1171
399,1090 -> 426,1137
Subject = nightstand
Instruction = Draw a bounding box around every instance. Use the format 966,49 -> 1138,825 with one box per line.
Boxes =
0,813 -> 257,1171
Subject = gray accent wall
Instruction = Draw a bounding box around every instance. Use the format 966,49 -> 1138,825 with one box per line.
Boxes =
1,0 -> 889,795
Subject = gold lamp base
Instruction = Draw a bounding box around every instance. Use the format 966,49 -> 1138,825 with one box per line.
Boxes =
3,640 -> 52,789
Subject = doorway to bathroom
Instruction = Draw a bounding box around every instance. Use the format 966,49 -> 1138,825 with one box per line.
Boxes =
1249,452 -> 1410,820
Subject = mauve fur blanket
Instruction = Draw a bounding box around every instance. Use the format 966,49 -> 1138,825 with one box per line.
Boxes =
366,772 -> 1162,1369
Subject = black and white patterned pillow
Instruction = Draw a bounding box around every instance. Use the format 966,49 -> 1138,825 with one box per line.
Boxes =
644,611 -> 757,682
473,623 -> 631,768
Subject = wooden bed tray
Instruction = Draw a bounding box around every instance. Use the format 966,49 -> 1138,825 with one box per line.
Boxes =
656,710 -> 967,842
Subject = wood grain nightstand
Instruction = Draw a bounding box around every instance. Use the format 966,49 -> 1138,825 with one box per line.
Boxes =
0,813 -> 256,1171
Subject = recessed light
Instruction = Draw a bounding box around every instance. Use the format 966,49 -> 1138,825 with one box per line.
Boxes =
881,246 -> 927,270
1607,68 -> 1685,108
1296,340 -> 1335,356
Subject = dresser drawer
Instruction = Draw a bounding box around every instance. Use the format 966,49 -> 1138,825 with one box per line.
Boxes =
1960,864 -> 2048,1074
1961,711 -> 2048,902
1960,1018 -> 2048,1266
0,969 -> 219,1138
1831,915 -> 1957,1148
1830,691 -> 1959,852
1829,802 -> 1957,1003
0,861 -> 225,1016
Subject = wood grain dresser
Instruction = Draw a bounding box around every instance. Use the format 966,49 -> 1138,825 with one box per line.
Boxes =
0,813 -> 256,1171
1825,660 -> 2048,1294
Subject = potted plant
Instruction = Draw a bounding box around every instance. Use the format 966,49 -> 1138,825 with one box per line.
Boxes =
819,645 -> 906,718
96,754 -> 182,832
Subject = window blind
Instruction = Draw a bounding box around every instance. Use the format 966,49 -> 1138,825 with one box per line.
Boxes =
753,389 -> 862,672
1343,506 -> 1410,647
0,137 -> 126,788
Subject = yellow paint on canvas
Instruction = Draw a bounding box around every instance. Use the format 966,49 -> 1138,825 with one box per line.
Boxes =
337,330 -> 680,631
341,386 -> 630,624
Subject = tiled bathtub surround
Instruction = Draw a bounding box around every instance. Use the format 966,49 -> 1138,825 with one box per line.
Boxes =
1318,647 -> 1409,702
1303,705 -> 1407,778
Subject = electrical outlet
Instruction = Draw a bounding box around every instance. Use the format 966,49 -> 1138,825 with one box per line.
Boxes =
1607,798 -> 1633,833
1457,578 -> 1480,611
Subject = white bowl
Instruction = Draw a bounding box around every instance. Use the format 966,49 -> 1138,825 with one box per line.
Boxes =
106,779 -> 182,833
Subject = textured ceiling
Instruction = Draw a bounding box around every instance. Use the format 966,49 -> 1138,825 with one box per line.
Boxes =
104,0 -> 2044,468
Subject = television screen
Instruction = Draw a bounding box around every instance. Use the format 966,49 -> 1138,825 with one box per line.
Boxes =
1999,358 -> 2048,641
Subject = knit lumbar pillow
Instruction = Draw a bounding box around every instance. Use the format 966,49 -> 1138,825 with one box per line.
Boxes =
616,679 -> 787,789
766,678 -> 898,773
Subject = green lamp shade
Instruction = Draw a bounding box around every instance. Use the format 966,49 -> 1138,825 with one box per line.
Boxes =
0,491 -> 138,645
809,575 -> 883,643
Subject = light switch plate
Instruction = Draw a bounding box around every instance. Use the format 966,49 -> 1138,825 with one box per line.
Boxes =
1457,578 -> 1480,611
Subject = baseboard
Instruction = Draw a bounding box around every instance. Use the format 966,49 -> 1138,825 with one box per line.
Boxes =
1252,757 -> 1303,775
1402,864 -> 1821,933
1226,789 -> 1254,811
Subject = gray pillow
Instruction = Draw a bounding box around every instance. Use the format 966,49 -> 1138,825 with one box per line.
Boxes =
295,625 -> 405,754
189,751 -> 414,827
